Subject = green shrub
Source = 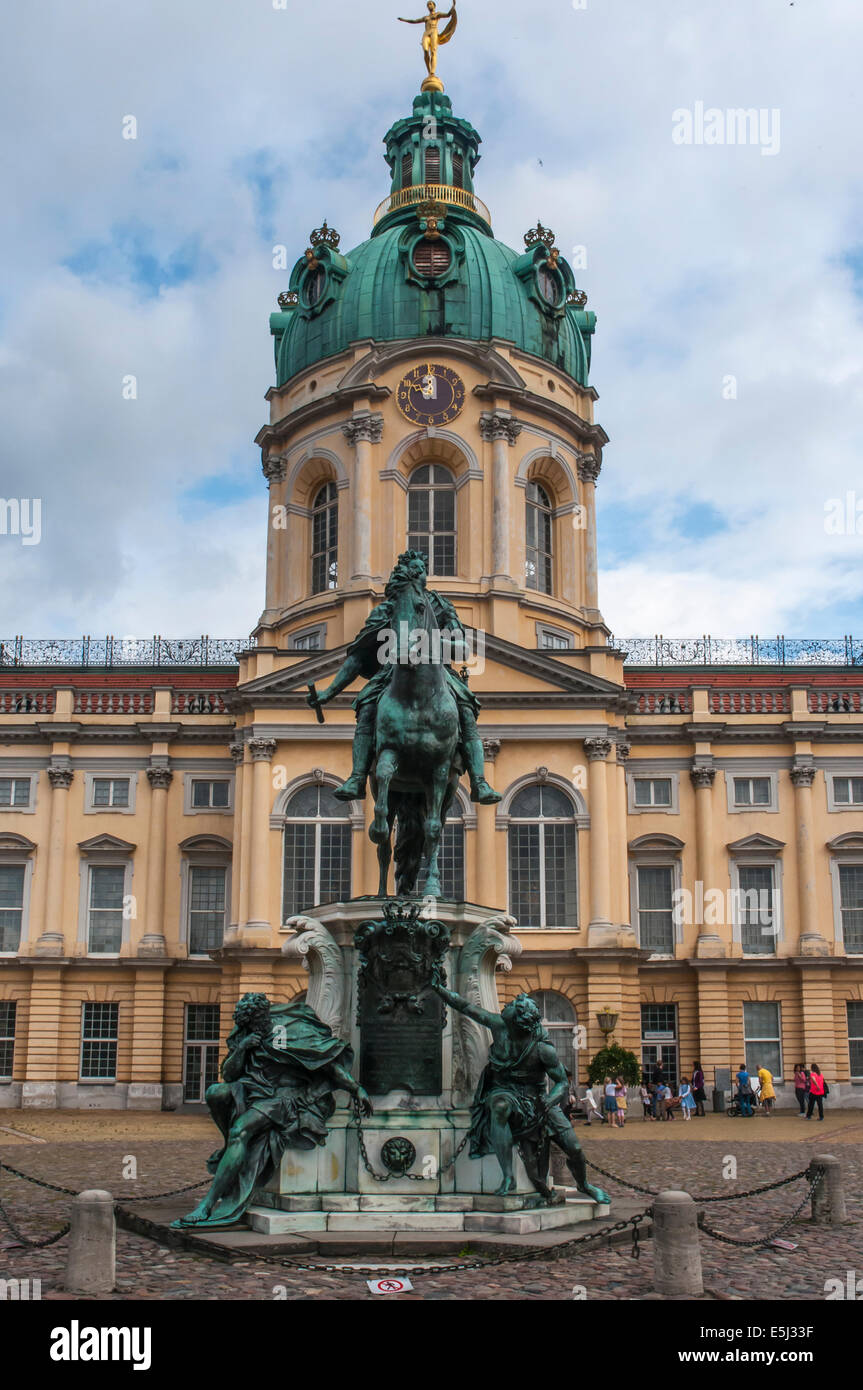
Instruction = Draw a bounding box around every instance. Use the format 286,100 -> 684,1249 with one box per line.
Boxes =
586,1044 -> 642,1087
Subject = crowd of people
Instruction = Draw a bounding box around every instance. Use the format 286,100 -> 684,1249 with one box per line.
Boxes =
563,1059 -> 829,1125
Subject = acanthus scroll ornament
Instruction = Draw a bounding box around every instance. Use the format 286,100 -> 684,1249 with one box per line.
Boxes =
454,914 -> 522,1095
283,916 -> 346,1039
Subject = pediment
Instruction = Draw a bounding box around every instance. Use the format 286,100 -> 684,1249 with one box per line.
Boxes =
78,834 -> 137,854
179,834 -> 233,853
0,832 -> 36,855
827,832 -> 863,854
338,338 -> 528,392
727,833 -> 785,854
629,833 -> 685,854
235,631 -> 626,711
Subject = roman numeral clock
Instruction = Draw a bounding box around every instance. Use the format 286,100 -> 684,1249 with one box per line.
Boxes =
396,363 -> 466,427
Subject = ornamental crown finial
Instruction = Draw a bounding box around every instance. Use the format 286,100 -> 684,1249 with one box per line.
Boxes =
524,222 -> 556,251
309,220 -> 341,250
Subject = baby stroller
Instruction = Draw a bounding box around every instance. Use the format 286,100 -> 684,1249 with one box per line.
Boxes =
725,1097 -> 742,1117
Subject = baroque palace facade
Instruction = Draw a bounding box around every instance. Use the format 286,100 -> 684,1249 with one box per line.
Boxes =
2,84 -> 863,1111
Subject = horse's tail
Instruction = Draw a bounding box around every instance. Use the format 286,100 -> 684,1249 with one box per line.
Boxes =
393,793 -> 426,897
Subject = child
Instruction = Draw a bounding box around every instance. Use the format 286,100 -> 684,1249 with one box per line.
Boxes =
679,1079 -> 696,1121
614,1078 -> 628,1127
639,1081 -> 652,1121
581,1085 -> 599,1126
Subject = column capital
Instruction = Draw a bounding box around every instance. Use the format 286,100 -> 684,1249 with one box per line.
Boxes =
261,453 -> 288,485
228,741 -> 246,765
249,737 -> 277,763
482,738 -> 502,763
342,413 -> 384,446
47,765 -> 74,790
577,452 -> 602,485
690,762 -> 717,790
479,412 -> 523,445
615,740 -> 632,764
584,737 -> 613,762
146,766 -> 174,790
791,760 -> 817,789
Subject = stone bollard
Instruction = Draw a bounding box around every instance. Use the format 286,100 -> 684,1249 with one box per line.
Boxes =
653,1190 -> 703,1297
64,1190 -> 116,1294
811,1154 -> 847,1226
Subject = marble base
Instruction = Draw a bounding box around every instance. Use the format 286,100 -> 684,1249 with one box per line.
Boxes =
246,1194 -> 608,1236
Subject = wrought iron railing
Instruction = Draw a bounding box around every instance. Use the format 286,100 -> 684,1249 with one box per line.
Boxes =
0,637 -> 255,669
1,633 -> 861,670
610,636 -> 863,667
373,182 -> 492,228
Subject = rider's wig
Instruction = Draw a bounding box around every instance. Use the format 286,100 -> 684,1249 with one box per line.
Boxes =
385,550 -> 429,598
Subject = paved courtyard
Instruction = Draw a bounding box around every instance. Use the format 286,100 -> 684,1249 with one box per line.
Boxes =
1,1109 -> 861,1301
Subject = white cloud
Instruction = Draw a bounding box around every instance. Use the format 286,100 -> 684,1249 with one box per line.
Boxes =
1,0 -> 862,640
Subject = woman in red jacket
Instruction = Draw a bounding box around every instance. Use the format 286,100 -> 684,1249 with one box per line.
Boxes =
806,1063 -> 826,1121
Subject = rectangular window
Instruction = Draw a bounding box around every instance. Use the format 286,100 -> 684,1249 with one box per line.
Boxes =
183,1004 -> 221,1102
633,778 -> 673,808
452,152 -> 464,188
191,780 -> 230,810
424,145 -> 440,183
282,823 -> 352,921
0,865 -> 25,953
0,778 -> 30,808
737,864 -> 777,955
743,1000 -> 781,1080
734,776 -> 771,806
839,865 -> 863,953
92,777 -> 130,808
87,865 -> 125,953
834,777 -> 863,806
541,633 -> 571,651
641,1004 -> 678,1087
401,150 -> 413,188
292,632 -> 322,652
188,866 -> 226,954
637,866 -> 675,955
0,1000 -> 16,1079
849,1002 -> 863,1079
80,1002 -> 119,1081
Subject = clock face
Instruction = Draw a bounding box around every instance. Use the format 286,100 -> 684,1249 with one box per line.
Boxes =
396,364 -> 466,427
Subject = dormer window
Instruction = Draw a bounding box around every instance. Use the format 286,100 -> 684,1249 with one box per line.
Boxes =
413,239 -> 452,278
304,265 -> 326,307
538,265 -> 562,307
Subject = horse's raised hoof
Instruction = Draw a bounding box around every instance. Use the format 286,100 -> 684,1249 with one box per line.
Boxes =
333,777 -> 365,801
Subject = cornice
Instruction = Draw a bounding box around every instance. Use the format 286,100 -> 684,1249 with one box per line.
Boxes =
256,384 -> 391,449
472,383 -> 609,451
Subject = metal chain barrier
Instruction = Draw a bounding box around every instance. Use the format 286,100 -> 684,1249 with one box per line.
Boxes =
0,1158 -> 207,1203
697,1166 -> 824,1249
585,1156 -> 815,1204
123,1204 -> 652,1279
0,1196 -> 70,1249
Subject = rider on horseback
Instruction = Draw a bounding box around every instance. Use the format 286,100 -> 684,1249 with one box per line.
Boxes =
308,551 -> 501,806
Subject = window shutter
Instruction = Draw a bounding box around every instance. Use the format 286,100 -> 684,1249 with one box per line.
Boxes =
424,146 -> 441,183
402,151 -> 413,188
413,239 -> 452,277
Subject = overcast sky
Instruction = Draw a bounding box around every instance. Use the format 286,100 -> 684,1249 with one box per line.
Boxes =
1,0 -> 861,643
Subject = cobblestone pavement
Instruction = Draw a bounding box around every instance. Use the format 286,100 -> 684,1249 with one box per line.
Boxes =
1,1110 -> 861,1301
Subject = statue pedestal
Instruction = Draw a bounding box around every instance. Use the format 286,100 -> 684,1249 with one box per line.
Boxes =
246,899 -> 610,1235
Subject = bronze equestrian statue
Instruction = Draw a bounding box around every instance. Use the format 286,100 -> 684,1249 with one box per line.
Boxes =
309,551 -> 500,898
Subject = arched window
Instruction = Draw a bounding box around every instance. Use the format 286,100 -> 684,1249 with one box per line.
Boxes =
282,784 -> 352,920
408,464 -> 456,576
525,481 -> 553,594
418,798 -> 465,901
311,483 -> 338,594
508,784 -> 577,928
530,990 -> 578,1073
304,264 -> 326,308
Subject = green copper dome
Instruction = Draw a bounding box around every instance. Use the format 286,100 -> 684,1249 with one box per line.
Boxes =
270,92 -> 596,387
